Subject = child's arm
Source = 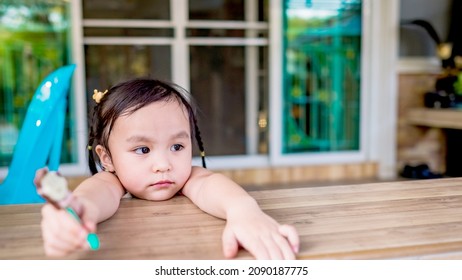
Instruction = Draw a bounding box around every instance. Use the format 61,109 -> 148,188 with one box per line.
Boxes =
182,166 -> 300,260
38,169 -> 124,257
72,171 -> 125,223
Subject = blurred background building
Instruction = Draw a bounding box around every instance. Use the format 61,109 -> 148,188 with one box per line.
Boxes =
0,0 -> 455,186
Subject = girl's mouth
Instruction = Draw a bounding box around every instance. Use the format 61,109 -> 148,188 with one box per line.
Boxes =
152,180 -> 173,188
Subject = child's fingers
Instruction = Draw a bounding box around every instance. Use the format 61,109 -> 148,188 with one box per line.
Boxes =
42,231 -> 87,257
42,225 -> 87,257
41,204 -> 88,256
254,231 -> 296,260
221,225 -> 239,259
82,220 -> 97,233
243,239 -> 270,260
33,167 -> 48,189
272,233 -> 296,260
279,224 -> 300,254
259,236 -> 284,259
232,230 -> 273,259
42,204 -> 85,237
223,224 -> 281,260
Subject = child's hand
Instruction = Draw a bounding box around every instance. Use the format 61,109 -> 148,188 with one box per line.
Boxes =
222,208 -> 299,260
40,198 -> 98,257
35,168 -> 99,257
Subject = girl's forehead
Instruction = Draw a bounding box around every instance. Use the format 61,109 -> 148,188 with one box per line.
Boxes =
108,102 -> 191,142
124,100 -> 189,117
118,100 -> 190,126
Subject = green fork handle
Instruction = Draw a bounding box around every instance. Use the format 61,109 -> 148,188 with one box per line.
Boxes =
66,207 -> 100,250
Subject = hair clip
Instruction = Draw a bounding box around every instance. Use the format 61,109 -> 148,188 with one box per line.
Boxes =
92,89 -> 108,104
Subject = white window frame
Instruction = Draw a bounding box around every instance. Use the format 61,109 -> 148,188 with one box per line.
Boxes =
61,0 -> 89,176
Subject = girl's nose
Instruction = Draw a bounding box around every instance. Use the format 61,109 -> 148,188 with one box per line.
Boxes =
152,153 -> 171,172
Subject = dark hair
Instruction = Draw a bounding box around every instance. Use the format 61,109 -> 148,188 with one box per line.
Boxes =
87,78 -> 206,174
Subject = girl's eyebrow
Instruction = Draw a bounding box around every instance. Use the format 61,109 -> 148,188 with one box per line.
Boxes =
173,131 -> 190,139
126,131 -> 190,143
125,135 -> 151,143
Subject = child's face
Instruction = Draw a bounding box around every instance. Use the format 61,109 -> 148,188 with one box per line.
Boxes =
104,100 -> 193,200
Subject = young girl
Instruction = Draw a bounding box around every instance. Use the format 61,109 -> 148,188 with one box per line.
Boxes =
39,78 -> 299,259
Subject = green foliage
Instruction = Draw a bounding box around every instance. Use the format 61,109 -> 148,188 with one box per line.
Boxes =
0,1 -> 72,165
455,72 -> 462,95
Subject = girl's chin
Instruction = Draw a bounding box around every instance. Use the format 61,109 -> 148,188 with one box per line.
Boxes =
142,189 -> 179,201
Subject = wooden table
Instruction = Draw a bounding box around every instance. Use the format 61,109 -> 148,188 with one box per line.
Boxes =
2,178 -> 462,260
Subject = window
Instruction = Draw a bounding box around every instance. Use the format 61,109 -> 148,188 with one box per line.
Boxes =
83,0 -> 269,168
269,0 -> 367,166
0,0 -> 76,168
188,0 -> 269,157
282,0 -> 362,153
0,0 -> 397,179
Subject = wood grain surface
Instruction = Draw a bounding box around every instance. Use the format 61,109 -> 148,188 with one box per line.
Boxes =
1,178 -> 462,259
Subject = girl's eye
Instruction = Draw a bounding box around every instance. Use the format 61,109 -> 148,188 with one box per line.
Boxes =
171,144 -> 184,152
135,147 -> 150,154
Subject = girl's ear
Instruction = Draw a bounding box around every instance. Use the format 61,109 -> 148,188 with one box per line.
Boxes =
95,144 -> 115,172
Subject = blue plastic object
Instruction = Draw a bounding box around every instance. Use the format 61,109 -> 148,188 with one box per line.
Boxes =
0,64 -> 76,205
